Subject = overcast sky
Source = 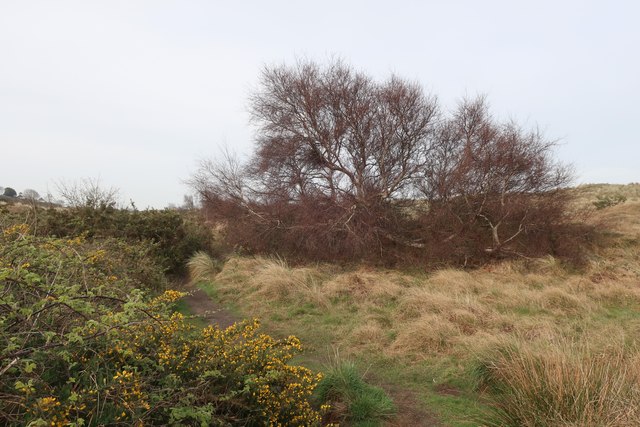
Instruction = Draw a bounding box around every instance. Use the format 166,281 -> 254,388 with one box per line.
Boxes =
1,1 -> 638,208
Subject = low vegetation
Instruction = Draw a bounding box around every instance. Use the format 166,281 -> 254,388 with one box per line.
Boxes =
0,214 -> 328,425
315,357 -> 396,426
475,342 -> 640,426
0,202 -> 214,275
186,185 -> 640,426
4,58 -> 637,426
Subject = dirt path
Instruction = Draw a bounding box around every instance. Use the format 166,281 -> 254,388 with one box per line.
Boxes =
382,385 -> 442,427
390,408 -> 441,426
175,277 -> 239,328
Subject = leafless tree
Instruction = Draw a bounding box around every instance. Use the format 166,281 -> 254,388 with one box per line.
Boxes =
192,61 -> 579,265
420,97 -> 573,260
55,178 -> 120,209
249,59 -> 439,205
21,189 -> 41,202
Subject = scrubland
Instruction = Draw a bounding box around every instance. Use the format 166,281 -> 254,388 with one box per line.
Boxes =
3,184 -> 639,426
0,204 -> 328,426
189,184 -> 640,426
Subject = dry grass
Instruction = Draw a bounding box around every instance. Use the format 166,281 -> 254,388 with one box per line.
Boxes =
538,287 -> 589,316
388,314 -> 461,356
573,183 -> 640,205
322,270 -> 407,304
197,185 -> 640,425
210,211 -> 640,355
187,251 -> 221,283
350,321 -> 387,346
476,341 -> 640,426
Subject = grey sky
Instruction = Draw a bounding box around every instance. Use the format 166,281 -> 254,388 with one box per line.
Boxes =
1,1 -> 638,208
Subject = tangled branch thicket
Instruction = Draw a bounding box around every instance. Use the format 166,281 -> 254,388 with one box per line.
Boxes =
191,60 -> 587,266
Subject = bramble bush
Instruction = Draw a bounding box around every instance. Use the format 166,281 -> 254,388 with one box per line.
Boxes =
0,225 -> 327,426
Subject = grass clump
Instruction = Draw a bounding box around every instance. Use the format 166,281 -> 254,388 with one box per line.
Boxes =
187,250 -> 222,283
475,342 -> 640,426
315,358 -> 395,426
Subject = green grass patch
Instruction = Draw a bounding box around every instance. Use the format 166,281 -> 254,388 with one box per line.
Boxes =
287,302 -> 321,317
603,306 -> 640,321
315,359 -> 395,426
195,280 -> 219,299
424,393 -> 487,427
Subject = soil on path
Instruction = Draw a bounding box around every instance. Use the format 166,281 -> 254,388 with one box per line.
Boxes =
179,284 -> 239,328
380,383 -> 442,427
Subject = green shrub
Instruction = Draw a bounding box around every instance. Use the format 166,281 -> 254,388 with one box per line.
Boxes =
593,193 -> 627,210
0,226 -> 327,426
315,359 -> 395,425
40,207 -> 213,274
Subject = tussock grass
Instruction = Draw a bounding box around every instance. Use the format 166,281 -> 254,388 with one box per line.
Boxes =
397,288 -> 458,318
350,322 -> 387,346
510,318 -> 559,342
323,270 -> 406,304
187,251 -> 221,283
249,258 -> 330,308
476,341 -> 640,426
447,308 -> 483,335
538,287 -> 588,316
389,314 -> 460,356
428,268 -> 476,290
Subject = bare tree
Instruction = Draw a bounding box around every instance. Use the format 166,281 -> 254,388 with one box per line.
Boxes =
189,149 -> 251,206
420,97 -> 572,259
192,61 -> 578,265
235,60 -> 440,258
250,59 -> 439,206
22,189 -> 41,202
56,178 -> 120,209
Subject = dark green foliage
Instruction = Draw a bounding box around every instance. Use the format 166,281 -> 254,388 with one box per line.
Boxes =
315,360 -> 395,425
3,187 -> 17,197
39,206 -> 213,274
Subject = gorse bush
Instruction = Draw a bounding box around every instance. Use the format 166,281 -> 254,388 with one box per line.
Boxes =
0,225 -> 327,426
39,206 -> 213,274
